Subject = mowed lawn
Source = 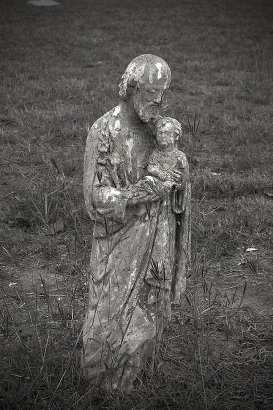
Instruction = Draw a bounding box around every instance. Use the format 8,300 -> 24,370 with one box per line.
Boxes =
0,0 -> 273,409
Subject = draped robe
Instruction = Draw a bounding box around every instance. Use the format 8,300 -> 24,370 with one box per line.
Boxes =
82,104 -> 191,390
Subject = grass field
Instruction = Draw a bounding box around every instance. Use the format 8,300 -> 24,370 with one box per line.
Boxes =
1,0 -> 273,408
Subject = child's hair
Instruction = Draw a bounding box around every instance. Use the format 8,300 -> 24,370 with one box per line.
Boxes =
156,117 -> 182,142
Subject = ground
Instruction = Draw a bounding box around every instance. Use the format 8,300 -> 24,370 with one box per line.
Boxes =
0,0 -> 273,408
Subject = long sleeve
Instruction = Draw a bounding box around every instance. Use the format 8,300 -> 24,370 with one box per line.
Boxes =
83,118 -> 128,224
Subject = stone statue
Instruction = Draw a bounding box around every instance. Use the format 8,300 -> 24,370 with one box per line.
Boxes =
82,54 -> 191,391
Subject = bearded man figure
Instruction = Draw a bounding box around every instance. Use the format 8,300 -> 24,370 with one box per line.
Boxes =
82,54 -> 191,390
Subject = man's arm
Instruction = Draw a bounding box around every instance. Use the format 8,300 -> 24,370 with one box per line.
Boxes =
84,126 -> 167,222
147,163 -> 171,182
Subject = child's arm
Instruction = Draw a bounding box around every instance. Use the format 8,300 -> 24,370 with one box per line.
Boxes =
175,151 -> 189,188
147,163 -> 171,182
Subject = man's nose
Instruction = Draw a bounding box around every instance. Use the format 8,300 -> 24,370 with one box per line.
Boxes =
153,93 -> 163,104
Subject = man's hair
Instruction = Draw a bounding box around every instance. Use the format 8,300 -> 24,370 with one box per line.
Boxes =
119,54 -> 171,100
156,117 -> 182,141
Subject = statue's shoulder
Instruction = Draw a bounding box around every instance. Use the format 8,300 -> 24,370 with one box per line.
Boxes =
175,148 -> 189,169
86,106 -> 122,155
89,110 -> 111,135
89,105 -> 121,135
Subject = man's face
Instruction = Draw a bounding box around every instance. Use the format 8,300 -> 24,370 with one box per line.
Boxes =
132,77 -> 169,123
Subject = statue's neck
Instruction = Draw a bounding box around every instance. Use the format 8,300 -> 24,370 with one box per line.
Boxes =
119,100 -> 143,127
119,100 -> 156,140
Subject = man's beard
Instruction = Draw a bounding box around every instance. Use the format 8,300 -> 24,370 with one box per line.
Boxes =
136,104 -> 159,123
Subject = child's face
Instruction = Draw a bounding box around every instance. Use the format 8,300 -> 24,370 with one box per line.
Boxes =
156,122 -> 176,149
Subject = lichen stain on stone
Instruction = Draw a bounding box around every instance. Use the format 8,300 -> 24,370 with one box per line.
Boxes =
113,106 -> 121,117
155,62 -> 163,79
125,134 -> 134,173
149,71 -> 154,84
114,119 -> 121,131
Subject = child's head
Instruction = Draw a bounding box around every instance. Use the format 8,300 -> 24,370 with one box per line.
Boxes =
156,117 -> 182,149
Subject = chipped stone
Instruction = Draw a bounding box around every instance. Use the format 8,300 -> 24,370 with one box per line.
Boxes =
112,106 -> 121,117
114,119 -> 121,130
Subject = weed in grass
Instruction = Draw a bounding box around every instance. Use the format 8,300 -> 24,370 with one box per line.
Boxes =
186,113 -> 201,143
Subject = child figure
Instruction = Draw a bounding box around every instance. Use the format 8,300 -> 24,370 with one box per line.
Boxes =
143,117 -> 189,304
147,116 -> 187,191
120,117 -> 188,215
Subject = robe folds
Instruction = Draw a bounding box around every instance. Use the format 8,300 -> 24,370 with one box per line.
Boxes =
82,105 -> 191,390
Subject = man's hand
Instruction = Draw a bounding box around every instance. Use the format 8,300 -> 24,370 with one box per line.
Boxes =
168,169 -> 184,185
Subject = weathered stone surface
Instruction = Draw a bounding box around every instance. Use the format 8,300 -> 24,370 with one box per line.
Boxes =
82,54 -> 191,391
